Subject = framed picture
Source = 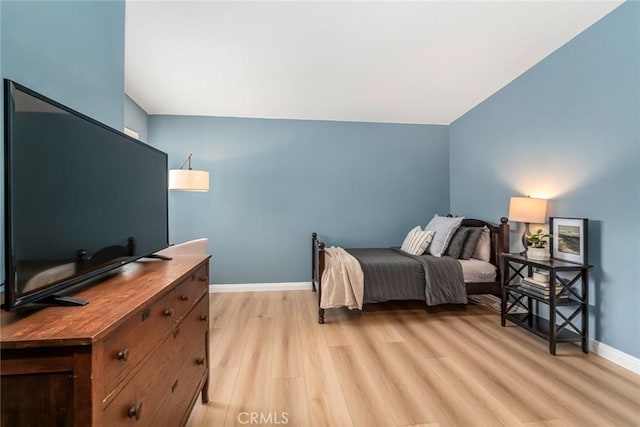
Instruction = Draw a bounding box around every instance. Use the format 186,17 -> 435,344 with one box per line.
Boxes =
549,217 -> 588,264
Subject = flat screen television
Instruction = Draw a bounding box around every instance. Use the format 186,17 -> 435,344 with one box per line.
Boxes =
3,80 -> 169,310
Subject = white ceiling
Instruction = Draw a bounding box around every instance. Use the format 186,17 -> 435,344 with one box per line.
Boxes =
125,1 -> 623,125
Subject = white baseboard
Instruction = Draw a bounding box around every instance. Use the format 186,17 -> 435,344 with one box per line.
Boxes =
590,339 -> 640,375
209,282 -> 313,293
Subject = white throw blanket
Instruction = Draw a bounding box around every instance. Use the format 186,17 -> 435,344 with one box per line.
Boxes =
320,246 -> 365,310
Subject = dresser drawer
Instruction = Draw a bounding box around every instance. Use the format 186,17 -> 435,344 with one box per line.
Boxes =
103,296 -> 209,426
175,294 -> 209,352
173,264 -> 208,321
149,336 -> 208,427
103,330 -> 177,426
102,289 -> 177,401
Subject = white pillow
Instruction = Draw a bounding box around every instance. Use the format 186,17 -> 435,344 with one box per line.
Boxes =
400,226 -> 435,256
472,226 -> 491,262
424,215 -> 464,257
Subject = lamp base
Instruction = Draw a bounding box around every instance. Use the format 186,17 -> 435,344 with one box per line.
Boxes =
519,222 -> 531,255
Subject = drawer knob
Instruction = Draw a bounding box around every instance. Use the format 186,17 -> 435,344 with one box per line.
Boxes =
116,349 -> 130,362
180,295 -> 189,301
128,402 -> 144,421
199,314 -> 208,322
164,308 -> 174,318
196,357 -> 205,366
199,277 -> 207,282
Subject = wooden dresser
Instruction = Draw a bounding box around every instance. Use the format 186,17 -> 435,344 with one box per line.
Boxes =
0,254 -> 211,427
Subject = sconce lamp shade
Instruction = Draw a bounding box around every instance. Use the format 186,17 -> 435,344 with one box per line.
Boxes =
169,169 -> 210,192
508,197 -> 547,224
169,153 -> 210,192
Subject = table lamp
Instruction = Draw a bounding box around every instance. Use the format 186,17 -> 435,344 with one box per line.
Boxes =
508,196 -> 547,253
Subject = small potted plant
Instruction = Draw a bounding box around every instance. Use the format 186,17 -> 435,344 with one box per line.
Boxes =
526,229 -> 552,260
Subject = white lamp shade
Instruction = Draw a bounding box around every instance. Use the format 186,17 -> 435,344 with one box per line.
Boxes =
508,197 -> 547,223
169,169 -> 210,192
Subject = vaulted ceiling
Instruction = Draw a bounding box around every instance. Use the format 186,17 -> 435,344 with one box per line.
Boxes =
125,1 -> 622,125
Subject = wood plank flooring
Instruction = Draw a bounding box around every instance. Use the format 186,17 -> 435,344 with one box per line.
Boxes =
186,291 -> 640,427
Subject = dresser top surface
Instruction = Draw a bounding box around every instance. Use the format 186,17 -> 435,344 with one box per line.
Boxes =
1,254 -> 210,348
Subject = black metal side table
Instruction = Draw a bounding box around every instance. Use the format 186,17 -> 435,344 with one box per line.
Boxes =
500,253 -> 593,355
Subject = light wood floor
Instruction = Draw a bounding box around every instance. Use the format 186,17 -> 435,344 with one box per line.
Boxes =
186,291 -> 640,427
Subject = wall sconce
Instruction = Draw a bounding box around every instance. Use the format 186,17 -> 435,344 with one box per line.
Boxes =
508,196 -> 547,253
169,153 -> 210,192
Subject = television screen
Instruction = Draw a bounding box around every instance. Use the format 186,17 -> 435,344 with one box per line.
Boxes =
4,80 -> 168,310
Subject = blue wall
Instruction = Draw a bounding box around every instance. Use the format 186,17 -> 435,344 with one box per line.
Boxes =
0,0 -> 126,287
124,94 -> 149,142
449,2 -> 639,357
149,116 -> 450,284
1,0 -> 125,130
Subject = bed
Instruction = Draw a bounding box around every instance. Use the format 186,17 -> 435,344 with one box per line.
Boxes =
311,217 -> 509,323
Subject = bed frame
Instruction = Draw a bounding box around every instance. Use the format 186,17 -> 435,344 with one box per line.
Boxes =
311,217 -> 509,323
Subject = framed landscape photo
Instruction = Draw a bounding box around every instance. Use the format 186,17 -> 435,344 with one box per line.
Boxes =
550,217 -> 588,264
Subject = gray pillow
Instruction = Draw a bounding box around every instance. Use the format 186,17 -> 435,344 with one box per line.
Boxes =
446,227 -> 470,258
425,215 -> 465,257
472,226 -> 491,261
460,227 -> 484,260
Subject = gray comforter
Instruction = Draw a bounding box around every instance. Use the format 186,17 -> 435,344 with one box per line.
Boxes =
345,248 -> 467,306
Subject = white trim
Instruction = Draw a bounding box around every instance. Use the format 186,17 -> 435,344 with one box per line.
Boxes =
589,339 -> 640,375
209,282 -> 313,293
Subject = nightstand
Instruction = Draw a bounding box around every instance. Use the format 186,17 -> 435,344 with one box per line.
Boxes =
500,253 -> 593,355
